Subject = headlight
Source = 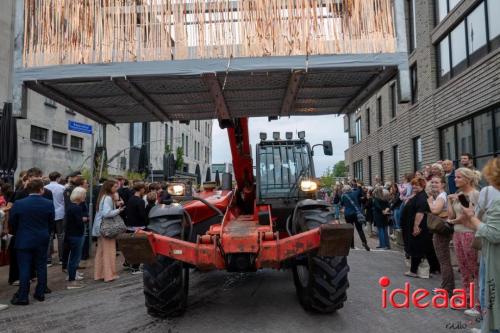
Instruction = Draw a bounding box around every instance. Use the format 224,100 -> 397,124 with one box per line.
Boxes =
168,183 -> 186,196
300,180 -> 318,192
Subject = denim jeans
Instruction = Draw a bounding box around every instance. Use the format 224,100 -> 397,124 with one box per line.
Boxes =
333,204 -> 340,219
67,236 -> 84,281
377,226 -> 390,248
393,206 -> 402,229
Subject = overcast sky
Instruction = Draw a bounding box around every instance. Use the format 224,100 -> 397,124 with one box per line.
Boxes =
211,115 -> 348,176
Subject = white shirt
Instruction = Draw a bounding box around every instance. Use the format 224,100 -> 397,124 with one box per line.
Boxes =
45,181 -> 66,220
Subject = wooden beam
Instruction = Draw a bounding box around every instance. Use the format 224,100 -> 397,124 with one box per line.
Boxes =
202,73 -> 232,127
280,71 -> 305,116
25,81 -> 113,124
113,78 -> 170,122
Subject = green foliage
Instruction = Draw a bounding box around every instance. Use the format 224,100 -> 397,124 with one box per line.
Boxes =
332,160 -> 347,178
126,171 -> 145,181
320,161 -> 347,188
175,147 -> 184,171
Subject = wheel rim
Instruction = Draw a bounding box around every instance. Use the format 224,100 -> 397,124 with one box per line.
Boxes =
296,265 -> 310,287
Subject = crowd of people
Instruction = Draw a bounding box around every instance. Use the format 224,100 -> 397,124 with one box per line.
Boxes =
0,169 -> 174,306
322,153 -> 499,333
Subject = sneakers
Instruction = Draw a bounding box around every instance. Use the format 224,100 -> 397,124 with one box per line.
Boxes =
131,268 -> 143,275
66,272 -> 84,281
464,308 -> 481,317
11,281 -> 19,286
469,328 -> 481,333
66,281 -> 85,290
0,304 -> 8,311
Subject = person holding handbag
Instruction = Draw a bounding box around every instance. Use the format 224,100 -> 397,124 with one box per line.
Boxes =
447,168 -> 481,317
427,175 -> 454,294
340,185 -> 370,251
93,180 -> 124,282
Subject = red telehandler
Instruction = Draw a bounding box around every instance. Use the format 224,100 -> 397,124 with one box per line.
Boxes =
119,117 -> 354,318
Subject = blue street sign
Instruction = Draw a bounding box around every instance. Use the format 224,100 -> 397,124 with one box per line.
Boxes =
68,120 -> 93,135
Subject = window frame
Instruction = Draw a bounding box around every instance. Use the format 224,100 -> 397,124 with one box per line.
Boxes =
413,136 -> 423,172
377,96 -> 382,127
393,145 -> 400,182
366,107 -> 371,135
379,151 -> 385,183
439,103 -> 500,166
354,117 -> 362,144
70,135 -> 84,152
52,130 -> 67,148
410,64 -> 418,104
408,0 -> 417,52
390,83 -> 397,118
30,125 -> 49,144
368,156 -> 373,186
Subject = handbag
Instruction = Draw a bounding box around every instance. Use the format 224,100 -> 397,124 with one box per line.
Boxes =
344,193 -> 366,224
427,213 -> 454,235
100,214 -> 126,238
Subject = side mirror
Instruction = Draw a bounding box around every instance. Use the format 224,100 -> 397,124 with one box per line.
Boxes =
323,141 -> 333,156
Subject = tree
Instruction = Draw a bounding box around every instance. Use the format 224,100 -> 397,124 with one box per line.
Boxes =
175,147 -> 184,171
320,161 -> 347,188
332,160 -> 347,178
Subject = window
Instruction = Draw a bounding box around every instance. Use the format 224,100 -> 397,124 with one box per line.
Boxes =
413,137 -> 423,172
185,136 -> 189,157
393,145 -> 400,182
467,3 -> 488,64
450,22 -> 467,74
390,83 -> 397,118
30,125 -> 48,143
368,156 -> 373,185
354,118 -> 362,144
379,151 -> 384,183
474,112 -> 494,157
131,123 -> 143,147
457,119 -> 473,156
437,0 -> 448,22
438,36 -> 451,84
353,160 -> 364,182
410,64 -> 418,104
408,0 -> 417,52
366,108 -> 371,135
70,136 -> 83,151
52,131 -> 67,147
489,0 -> 500,48
440,126 -> 456,161
437,1 -> 499,86
377,97 -> 382,127
44,98 -> 56,108
440,107 -> 500,167
198,142 -> 201,160
437,0 -> 461,23
182,133 -> 185,153
496,110 -> 500,153
170,126 -> 174,148
165,124 -> 170,151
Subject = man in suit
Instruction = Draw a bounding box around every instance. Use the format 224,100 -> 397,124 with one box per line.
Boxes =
9,179 -> 55,305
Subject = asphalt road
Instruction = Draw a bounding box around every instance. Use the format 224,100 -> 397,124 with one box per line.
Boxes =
0,247 -> 475,333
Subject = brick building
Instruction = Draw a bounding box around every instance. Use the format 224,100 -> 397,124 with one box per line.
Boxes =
345,0 -> 500,185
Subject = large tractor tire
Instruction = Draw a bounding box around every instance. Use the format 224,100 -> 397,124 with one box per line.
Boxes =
143,207 -> 190,318
292,203 -> 350,313
143,256 -> 189,318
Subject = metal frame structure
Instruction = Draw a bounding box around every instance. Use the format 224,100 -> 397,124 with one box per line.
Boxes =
8,0 -> 410,125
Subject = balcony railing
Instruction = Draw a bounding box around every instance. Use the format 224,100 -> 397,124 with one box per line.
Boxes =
22,0 -> 397,68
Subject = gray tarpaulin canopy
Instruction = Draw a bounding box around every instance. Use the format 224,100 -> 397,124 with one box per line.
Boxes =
16,53 -> 406,124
